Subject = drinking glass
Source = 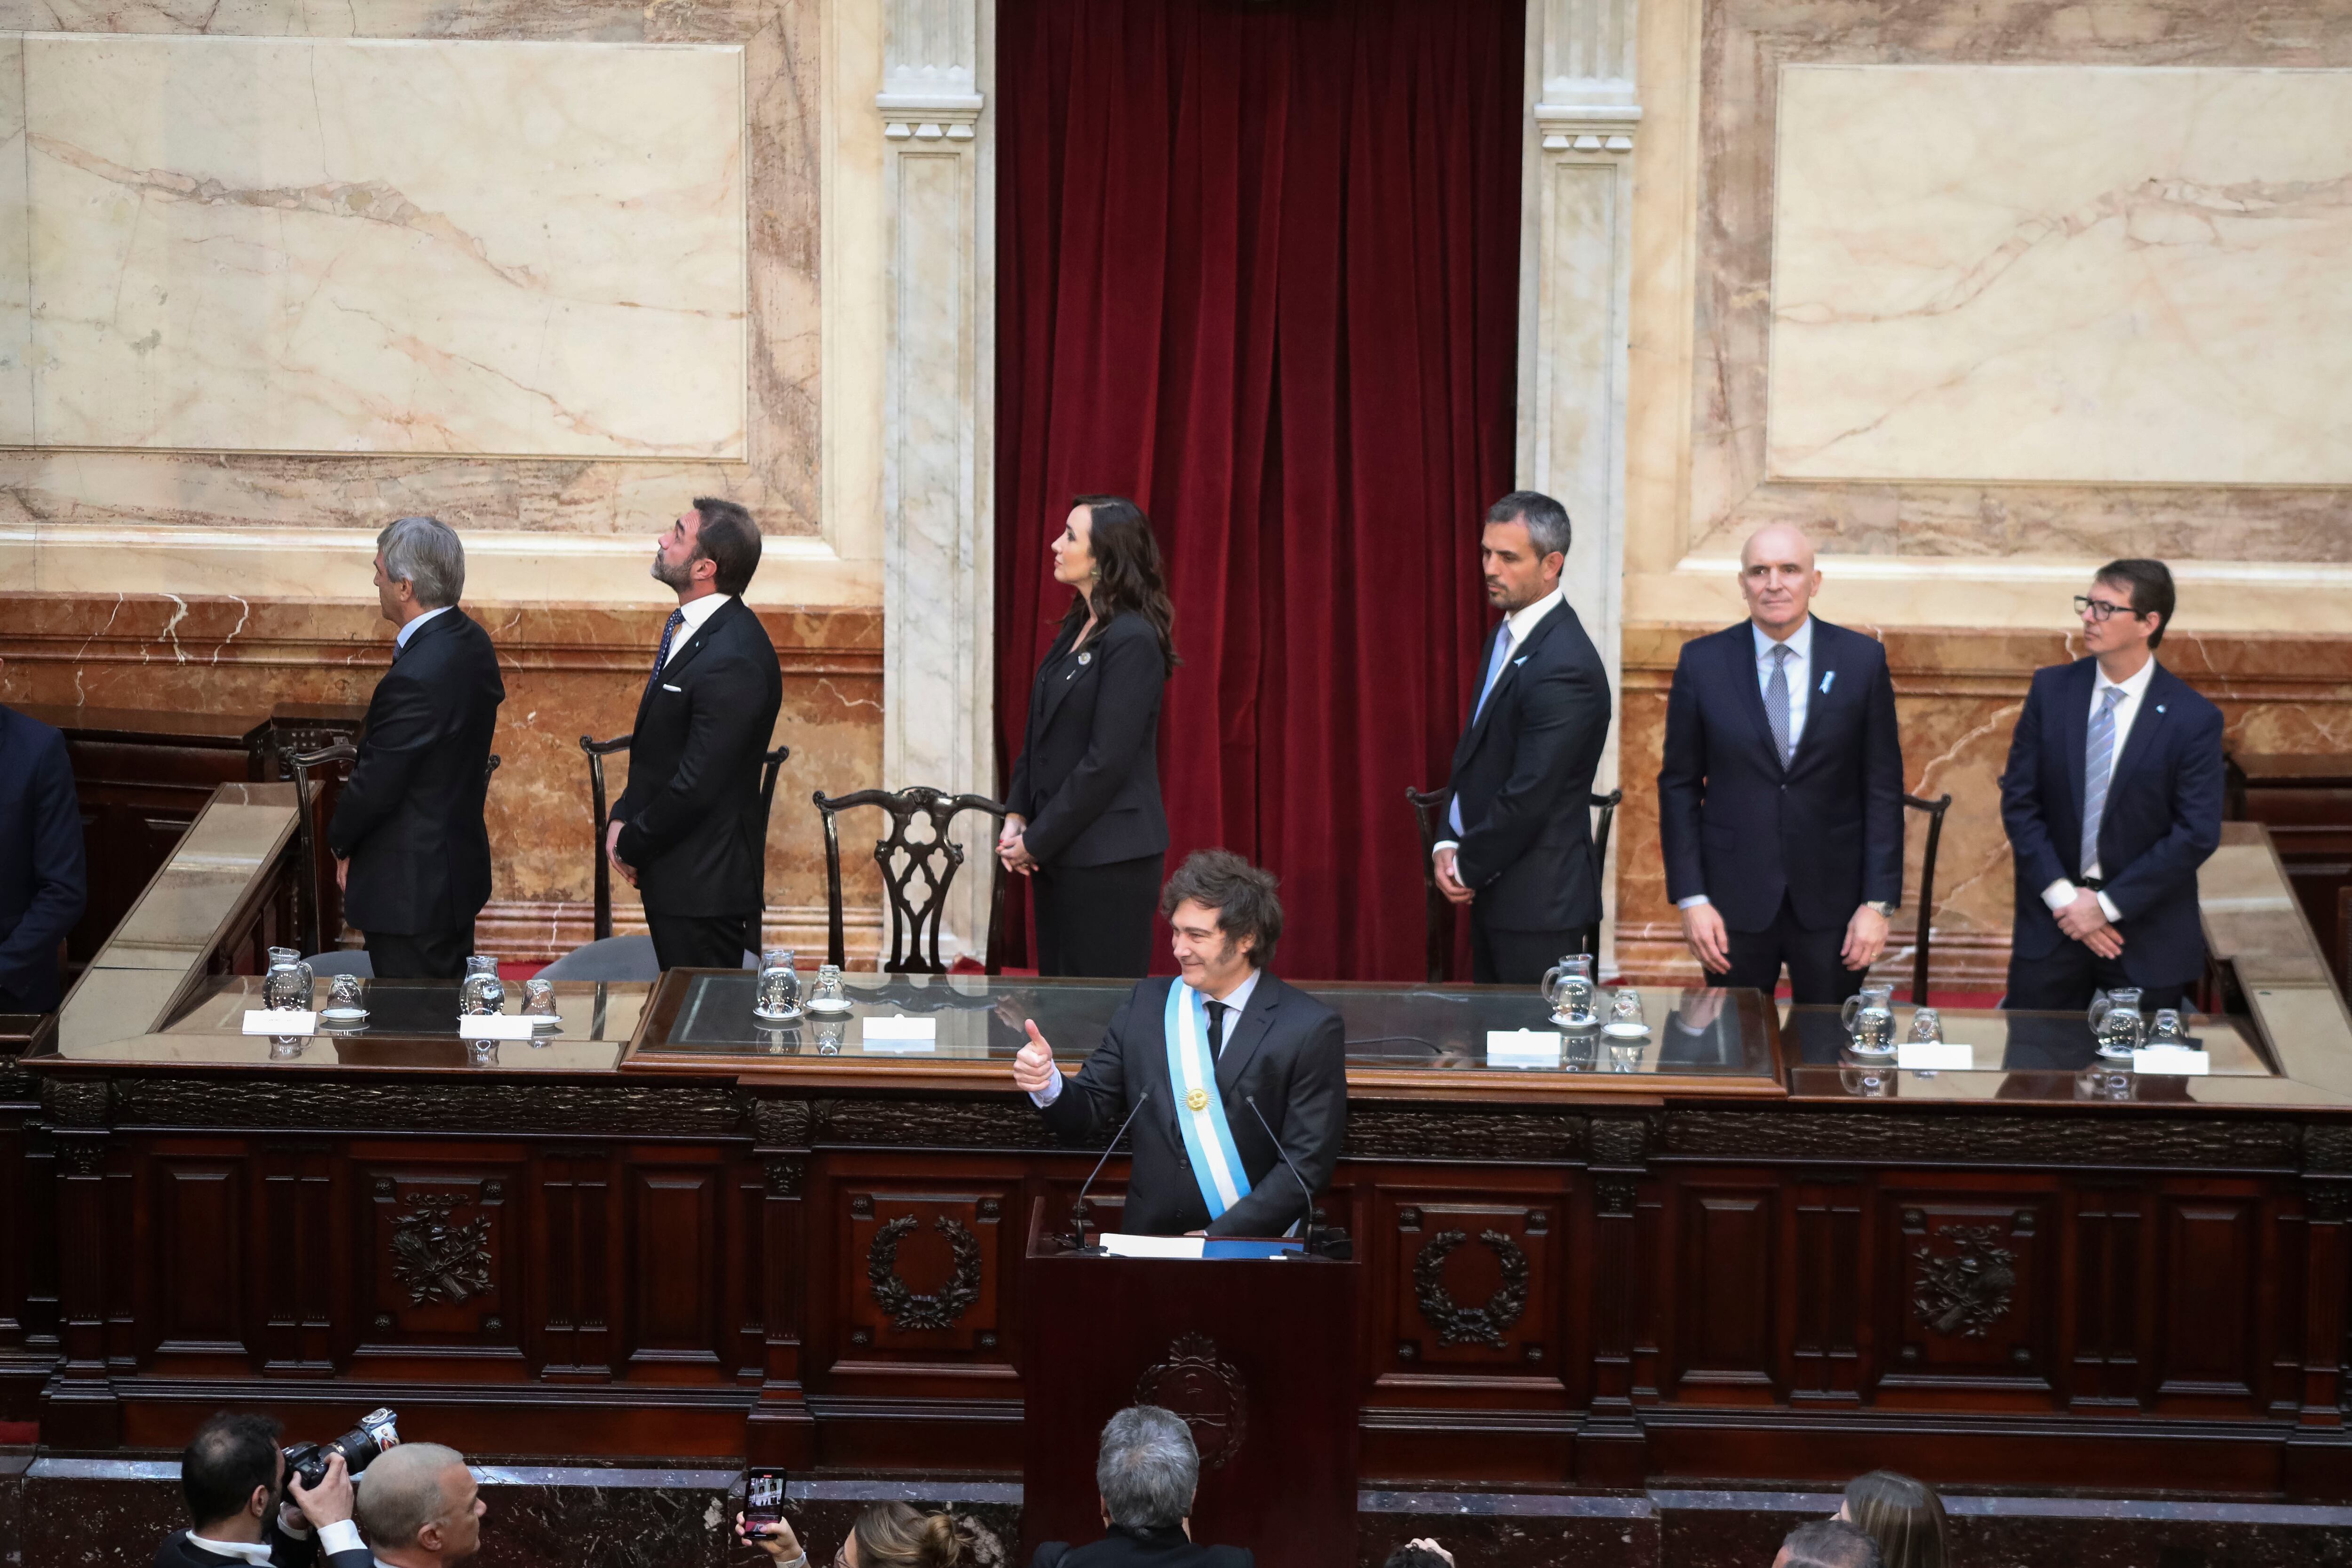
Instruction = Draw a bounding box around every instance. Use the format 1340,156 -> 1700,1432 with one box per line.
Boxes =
1607,1038 -> 1646,1073
1542,954 -> 1598,1028
460,955 -> 505,1017
263,947 -> 314,1012
2147,1008 -> 2190,1047
1841,982 -> 1896,1059
320,971 -> 367,1027
2088,987 -> 2145,1061
1608,988 -> 1648,1031
1906,1008 -> 1944,1045
810,964 -> 851,1013
814,1016 -> 848,1055
524,977 -> 560,1035
755,949 -> 805,1021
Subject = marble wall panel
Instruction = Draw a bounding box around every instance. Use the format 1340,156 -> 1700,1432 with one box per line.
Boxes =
6,33 -> 747,459
0,0 -> 819,538
1614,621 -> 2352,992
0,593 -> 890,963
1690,0 -> 2352,564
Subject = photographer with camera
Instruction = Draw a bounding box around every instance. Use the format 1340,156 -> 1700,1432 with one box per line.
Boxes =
353,1443 -> 486,1568
161,1412 -> 371,1568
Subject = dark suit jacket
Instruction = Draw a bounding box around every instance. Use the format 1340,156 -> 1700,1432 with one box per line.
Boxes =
615,596 -> 785,918
1999,657 -> 2225,990
1656,618 -> 1905,932
1006,612 -> 1169,868
0,705 -> 87,1012
1033,1527 -> 1252,1568
153,1518 -> 372,1568
1441,598 -> 1613,931
1039,972 -> 1345,1238
327,608 -> 505,938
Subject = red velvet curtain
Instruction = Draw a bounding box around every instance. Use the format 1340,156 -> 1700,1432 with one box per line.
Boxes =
995,0 -> 1524,981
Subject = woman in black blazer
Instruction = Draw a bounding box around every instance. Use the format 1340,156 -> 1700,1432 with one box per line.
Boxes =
998,495 -> 1178,978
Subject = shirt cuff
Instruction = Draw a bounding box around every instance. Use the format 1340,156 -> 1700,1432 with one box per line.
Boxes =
2096,891 -> 2122,923
2041,879 -> 2078,913
1677,895 -> 1711,910
1431,840 -> 1459,856
1028,1072 -> 1062,1108
278,1506 -> 312,1539
320,1520 -> 366,1557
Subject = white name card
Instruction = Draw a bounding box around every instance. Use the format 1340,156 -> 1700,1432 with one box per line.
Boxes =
242,1010 -> 316,1035
458,1015 -> 538,1041
1897,1042 -> 1975,1071
861,1016 -> 938,1053
1486,1029 -> 1563,1068
2133,1046 -> 2210,1076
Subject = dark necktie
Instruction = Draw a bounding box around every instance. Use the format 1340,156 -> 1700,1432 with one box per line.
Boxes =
646,608 -> 686,698
1205,1000 -> 1229,1060
1764,642 -> 1794,766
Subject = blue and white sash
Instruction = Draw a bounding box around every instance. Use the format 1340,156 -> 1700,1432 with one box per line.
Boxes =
1164,981 -> 1251,1220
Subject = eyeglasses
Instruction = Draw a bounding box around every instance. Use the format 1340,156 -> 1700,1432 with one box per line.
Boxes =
2073,595 -> 2136,622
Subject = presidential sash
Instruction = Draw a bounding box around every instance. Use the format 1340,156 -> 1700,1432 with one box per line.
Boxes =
1163,981 -> 1251,1220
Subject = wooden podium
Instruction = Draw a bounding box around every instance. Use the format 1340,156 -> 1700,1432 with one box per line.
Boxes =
1019,1201 -> 1363,1568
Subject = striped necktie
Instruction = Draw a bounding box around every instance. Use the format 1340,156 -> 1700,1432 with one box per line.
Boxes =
1764,642 -> 1794,766
646,608 -> 686,698
2081,685 -> 2127,876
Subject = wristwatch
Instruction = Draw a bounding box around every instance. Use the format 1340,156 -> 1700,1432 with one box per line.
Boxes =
1864,900 -> 1896,917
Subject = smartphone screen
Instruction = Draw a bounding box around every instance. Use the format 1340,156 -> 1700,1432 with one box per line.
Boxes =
746,1466 -> 789,1524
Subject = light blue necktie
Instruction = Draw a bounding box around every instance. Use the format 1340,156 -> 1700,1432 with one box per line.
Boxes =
2081,685 -> 2126,877
1447,625 -> 1518,834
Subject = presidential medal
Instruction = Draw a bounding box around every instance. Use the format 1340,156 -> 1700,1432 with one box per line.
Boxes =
1186,1087 -> 1210,1113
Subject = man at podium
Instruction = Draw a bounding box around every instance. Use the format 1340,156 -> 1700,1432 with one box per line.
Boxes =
1011,851 -> 1345,1238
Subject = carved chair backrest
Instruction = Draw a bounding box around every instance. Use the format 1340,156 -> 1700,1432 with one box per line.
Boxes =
813,788 -> 1010,974
1902,791 -> 1954,1003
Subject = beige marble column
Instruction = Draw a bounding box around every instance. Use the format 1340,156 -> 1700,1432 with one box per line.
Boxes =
1519,0 -> 1641,970
875,0 -> 997,961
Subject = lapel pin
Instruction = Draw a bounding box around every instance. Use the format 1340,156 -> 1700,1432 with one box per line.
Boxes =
1077,652 -> 1092,666
1819,670 -> 1836,694
2155,704 -> 2165,713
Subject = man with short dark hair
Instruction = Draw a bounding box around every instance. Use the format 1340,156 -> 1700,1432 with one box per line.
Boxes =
606,498 -> 785,970
329,515 -> 505,979
1011,850 -> 1345,1238
1773,1518 -> 1881,1568
159,1411 -> 371,1568
1999,559 -> 2224,1012
1030,1406 -> 1252,1567
1433,490 -> 1614,982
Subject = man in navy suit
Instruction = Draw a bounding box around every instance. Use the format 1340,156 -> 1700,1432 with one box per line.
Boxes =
1998,560 -> 2223,1011
1657,524 -> 1905,1004
1431,491 -> 1614,983
0,704 -> 87,1013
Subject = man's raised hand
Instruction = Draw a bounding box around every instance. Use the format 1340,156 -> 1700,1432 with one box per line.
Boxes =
1012,1020 -> 1057,1095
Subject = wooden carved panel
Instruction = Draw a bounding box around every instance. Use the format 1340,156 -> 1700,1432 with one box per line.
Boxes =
623,1161 -> 731,1379
1788,1178 -> 1864,1403
364,1170 -> 511,1345
840,1188 -> 1009,1358
532,1153 -> 614,1377
1879,1194 -> 2050,1402
2068,1184 -> 2145,1411
2152,1191 -> 2265,1412
257,1145 -> 334,1374
1666,1178 -> 1779,1402
1385,1196 -> 1556,1375
148,1156 -> 247,1365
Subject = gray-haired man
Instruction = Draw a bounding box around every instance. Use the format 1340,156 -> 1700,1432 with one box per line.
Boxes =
1030,1406 -> 1253,1567
328,517 -> 505,979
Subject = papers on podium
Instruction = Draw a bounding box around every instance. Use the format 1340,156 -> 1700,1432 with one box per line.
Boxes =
1101,1234 -> 1305,1260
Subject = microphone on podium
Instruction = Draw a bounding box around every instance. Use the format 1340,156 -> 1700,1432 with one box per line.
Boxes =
1244,1094 -> 1349,1258
1067,1087 -> 1151,1254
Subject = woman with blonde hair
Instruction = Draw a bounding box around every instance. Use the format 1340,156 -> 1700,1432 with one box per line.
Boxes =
1839,1469 -> 1950,1568
740,1499 -> 970,1568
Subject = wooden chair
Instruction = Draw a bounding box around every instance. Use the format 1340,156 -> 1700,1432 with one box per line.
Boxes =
580,735 -> 789,942
1406,787 -> 1623,984
814,787 -> 1010,974
1901,791 -> 1954,1003
288,744 -> 500,955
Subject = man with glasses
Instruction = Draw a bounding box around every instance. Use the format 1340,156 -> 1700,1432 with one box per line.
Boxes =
1997,560 -> 2224,1011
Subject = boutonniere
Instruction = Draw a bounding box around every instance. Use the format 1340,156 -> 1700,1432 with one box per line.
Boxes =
1819,670 -> 1836,694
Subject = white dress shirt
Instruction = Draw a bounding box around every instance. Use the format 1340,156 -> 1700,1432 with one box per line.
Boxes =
1029,968 -> 1263,1109
1677,617 -> 1816,912
1435,582 -> 1569,850
393,604 -> 451,652
186,1516 -> 366,1564
661,591 -> 734,669
2042,654 -> 2159,924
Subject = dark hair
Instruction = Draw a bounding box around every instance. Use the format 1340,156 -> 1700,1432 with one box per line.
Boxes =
1159,849 -> 1283,968
183,1411 -> 283,1531
1780,1518 -> 1882,1568
2094,558 -> 2175,649
1383,1547 -> 1452,1568
850,1501 -> 969,1568
1842,1471 -> 1948,1568
1486,489 -> 1571,563
691,496 -> 763,596
1063,495 -> 1179,676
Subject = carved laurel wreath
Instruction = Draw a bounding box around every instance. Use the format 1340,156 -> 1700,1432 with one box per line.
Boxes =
1912,1225 -> 2017,1339
390,1195 -> 493,1307
868,1215 -> 985,1331
1413,1228 -> 1530,1348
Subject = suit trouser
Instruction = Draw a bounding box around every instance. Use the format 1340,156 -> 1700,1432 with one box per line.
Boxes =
365,923 -> 476,981
1470,903 -> 1593,986
647,910 -> 758,971
1033,854 -> 1162,979
2005,939 -> 2187,1014
1720,893 -> 1864,1006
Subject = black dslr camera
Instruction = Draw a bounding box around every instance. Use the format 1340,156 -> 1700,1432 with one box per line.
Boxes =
284,1408 -> 401,1490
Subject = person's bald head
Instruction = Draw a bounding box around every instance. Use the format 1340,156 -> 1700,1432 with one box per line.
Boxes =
1738,523 -> 1823,639
354,1442 -> 485,1565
